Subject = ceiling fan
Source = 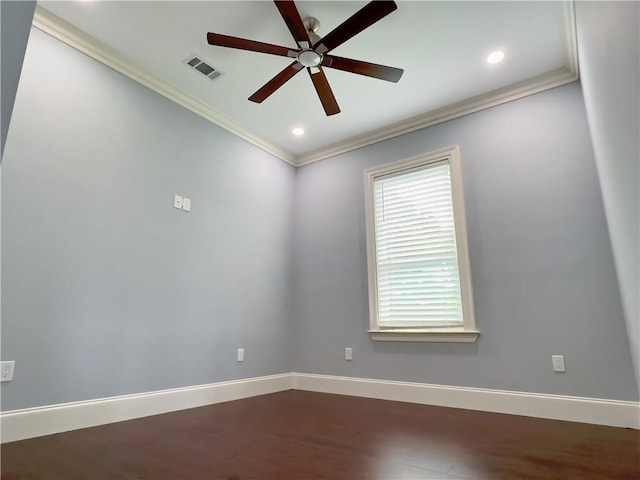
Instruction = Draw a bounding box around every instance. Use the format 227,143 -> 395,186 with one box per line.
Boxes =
206,1 -> 404,116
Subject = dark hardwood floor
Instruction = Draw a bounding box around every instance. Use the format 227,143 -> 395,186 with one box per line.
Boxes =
2,390 -> 638,479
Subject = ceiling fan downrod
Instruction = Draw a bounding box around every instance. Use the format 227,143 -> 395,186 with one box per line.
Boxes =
296,17 -> 323,68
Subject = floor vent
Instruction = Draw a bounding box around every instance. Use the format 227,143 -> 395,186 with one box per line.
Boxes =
183,55 -> 222,80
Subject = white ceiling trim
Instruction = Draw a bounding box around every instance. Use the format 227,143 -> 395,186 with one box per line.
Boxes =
297,67 -> 578,166
297,0 -> 579,166
32,3 -> 578,168
32,6 -> 297,166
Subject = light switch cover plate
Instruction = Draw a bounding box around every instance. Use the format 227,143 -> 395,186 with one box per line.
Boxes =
552,355 -> 565,372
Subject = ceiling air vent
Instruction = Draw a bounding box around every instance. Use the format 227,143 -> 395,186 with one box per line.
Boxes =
183,54 -> 222,80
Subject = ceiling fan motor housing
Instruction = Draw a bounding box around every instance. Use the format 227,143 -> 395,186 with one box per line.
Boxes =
303,16 -> 322,45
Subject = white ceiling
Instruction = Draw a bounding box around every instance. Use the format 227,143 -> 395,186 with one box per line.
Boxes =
35,1 -> 577,165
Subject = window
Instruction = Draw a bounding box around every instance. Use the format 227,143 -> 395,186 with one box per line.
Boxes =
364,146 -> 478,342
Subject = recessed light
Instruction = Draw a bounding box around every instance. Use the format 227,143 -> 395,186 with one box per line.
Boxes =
292,127 -> 305,136
487,51 -> 505,64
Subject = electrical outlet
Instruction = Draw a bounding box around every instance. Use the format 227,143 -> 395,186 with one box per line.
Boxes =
345,347 -> 353,361
1,361 -> 15,382
173,194 -> 183,209
237,348 -> 244,362
552,355 -> 565,372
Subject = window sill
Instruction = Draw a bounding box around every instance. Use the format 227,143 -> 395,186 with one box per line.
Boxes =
368,329 -> 480,343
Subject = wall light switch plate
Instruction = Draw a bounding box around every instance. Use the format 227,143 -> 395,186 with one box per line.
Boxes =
173,194 -> 183,209
1,361 -> 15,382
552,355 -> 565,372
345,347 -> 353,361
182,197 -> 191,212
237,348 -> 244,362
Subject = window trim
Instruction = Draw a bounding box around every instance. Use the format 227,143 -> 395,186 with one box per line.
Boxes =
364,145 -> 479,343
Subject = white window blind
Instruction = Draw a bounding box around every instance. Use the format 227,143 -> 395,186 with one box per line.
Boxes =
373,160 -> 464,329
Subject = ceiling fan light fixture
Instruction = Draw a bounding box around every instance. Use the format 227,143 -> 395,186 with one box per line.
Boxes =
292,127 -> 305,136
298,49 -> 323,67
487,51 -> 505,64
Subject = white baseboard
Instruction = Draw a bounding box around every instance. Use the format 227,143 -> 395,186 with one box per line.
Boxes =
1,373 -> 293,443
3,372 -> 637,443
292,373 -> 640,429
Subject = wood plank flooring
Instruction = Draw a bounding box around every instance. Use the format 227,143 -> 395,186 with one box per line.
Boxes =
2,390 -> 639,479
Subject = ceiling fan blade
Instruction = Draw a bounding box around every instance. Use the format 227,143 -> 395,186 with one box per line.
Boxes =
322,55 -> 403,82
274,1 -> 311,46
308,68 -> 340,116
207,32 -> 294,57
314,1 -> 397,54
249,62 -> 304,103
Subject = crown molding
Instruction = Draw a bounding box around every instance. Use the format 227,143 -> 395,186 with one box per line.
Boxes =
562,0 -> 580,78
296,67 -> 578,166
31,6 -> 297,167
32,2 -> 579,168
296,1 -> 579,166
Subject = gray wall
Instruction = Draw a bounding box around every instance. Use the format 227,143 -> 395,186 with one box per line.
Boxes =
1,28 -> 296,411
292,82 -> 639,401
1,0 -> 36,159
575,1 -> 640,395
3,15 -> 639,413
